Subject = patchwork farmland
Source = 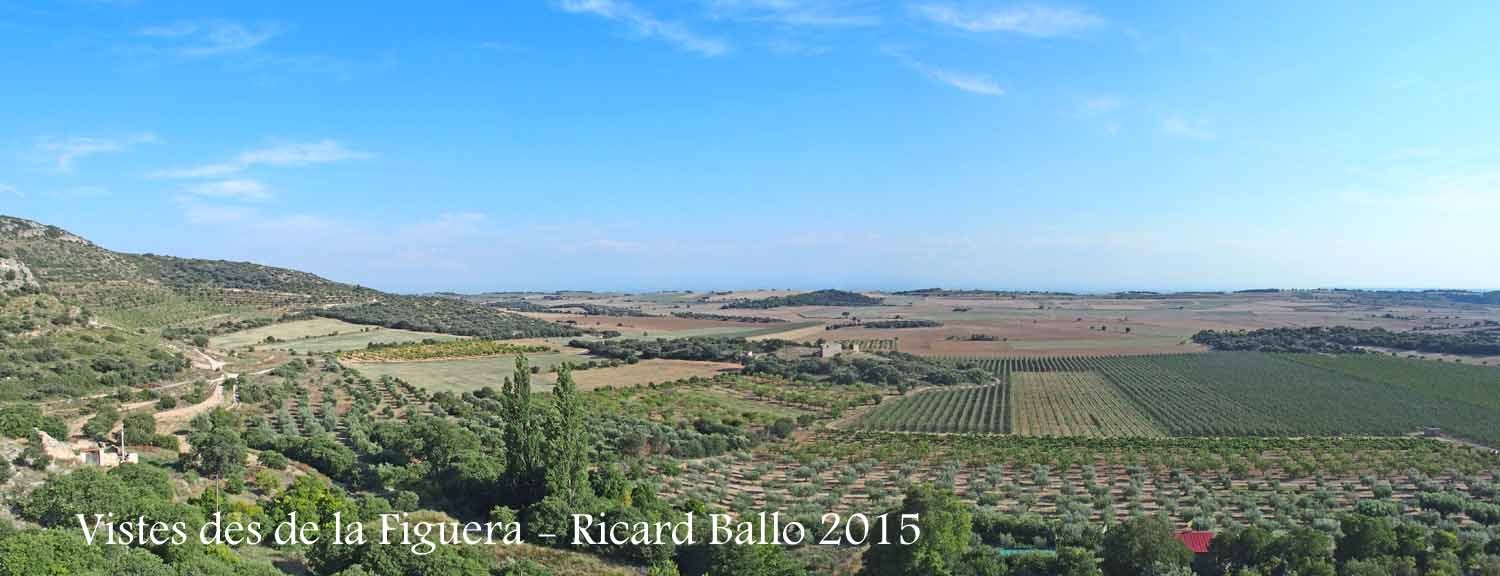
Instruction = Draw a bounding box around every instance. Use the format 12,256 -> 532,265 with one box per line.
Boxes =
859,352 -> 1500,446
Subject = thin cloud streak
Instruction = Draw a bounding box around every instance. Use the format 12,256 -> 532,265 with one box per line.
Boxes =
558,0 -> 728,56
138,20 -> 282,56
149,140 -> 371,179
185,179 -> 272,201
1160,114 -> 1216,140
704,0 -> 879,27
37,132 -> 157,172
912,3 -> 1103,37
887,47 -> 1004,96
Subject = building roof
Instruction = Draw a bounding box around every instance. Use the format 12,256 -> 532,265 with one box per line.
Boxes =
1175,530 -> 1215,554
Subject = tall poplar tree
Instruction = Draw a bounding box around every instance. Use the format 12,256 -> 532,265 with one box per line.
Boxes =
545,364 -> 590,504
502,355 -> 544,505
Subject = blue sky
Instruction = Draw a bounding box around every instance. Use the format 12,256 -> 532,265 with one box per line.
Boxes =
2,1 -> 1498,293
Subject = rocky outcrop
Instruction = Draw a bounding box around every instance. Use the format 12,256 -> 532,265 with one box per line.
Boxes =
0,257 -> 37,291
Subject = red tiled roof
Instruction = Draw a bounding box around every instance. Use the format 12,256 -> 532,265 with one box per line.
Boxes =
1175,530 -> 1214,554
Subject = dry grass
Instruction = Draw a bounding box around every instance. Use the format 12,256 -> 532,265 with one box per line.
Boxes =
540,359 -> 741,389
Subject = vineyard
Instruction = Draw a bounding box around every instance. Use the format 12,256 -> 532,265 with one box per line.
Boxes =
860,352 -> 1500,446
340,339 -> 551,362
856,383 -> 1007,433
1009,371 -> 1163,438
840,338 -> 898,352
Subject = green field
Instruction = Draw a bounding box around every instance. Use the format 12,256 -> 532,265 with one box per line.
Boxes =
210,318 -> 462,352
890,352 -> 1500,445
1291,354 -> 1500,411
856,384 -> 1007,434
346,351 -> 587,394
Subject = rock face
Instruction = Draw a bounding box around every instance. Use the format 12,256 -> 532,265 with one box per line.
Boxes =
0,257 -> 37,291
0,215 -> 93,245
35,429 -> 77,464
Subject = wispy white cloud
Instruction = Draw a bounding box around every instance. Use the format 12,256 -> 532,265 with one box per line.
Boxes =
0,184 -> 18,197
138,20 -> 281,56
184,179 -> 272,201
705,0 -> 879,27
37,132 -> 158,172
1074,96 -> 1123,133
150,140 -> 371,179
887,47 -> 1003,96
1075,95 -> 1121,116
912,3 -> 1103,37
557,0 -> 728,56
1160,114 -> 1215,140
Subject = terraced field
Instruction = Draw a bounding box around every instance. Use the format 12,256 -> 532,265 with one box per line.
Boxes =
1009,371 -> 1162,437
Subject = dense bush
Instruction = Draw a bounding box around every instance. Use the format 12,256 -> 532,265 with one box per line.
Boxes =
314,296 -> 580,339
1193,325 -> 1500,355
721,289 -> 883,309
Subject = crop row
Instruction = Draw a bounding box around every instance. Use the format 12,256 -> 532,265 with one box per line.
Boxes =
856,382 -> 1007,433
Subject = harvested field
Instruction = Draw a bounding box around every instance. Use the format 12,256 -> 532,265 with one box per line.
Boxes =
538,359 -> 741,390
348,350 -> 588,394
211,318 -> 460,352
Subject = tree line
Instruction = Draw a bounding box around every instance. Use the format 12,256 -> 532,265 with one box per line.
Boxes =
1192,326 -> 1500,355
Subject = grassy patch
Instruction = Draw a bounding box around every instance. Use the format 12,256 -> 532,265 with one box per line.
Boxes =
212,318 -> 462,353
348,351 -> 587,394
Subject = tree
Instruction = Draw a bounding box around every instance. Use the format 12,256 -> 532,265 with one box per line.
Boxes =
1337,514 -> 1396,564
122,411 -> 157,446
1100,516 -> 1193,576
1213,525 -> 1272,573
544,364 -> 590,505
705,543 -> 805,576
266,475 -> 354,537
1265,527 -> 1333,576
502,355 -> 544,507
81,405 -> 120,442
259,451 -> 288,470
1058,546 -> 1104,576
185,408 -> 247,480
861,485 -> 972,576
18,431 -> 51,470
0,528 -> 171,576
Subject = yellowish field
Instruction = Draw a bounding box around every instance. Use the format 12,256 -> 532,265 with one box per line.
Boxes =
210,318 -> 462,352
1009,371 -> 1163,437
346,350 -> 588,394
538,359 -> 741,389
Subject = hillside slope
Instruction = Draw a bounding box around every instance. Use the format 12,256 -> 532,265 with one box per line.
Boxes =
0,214 -> 575,338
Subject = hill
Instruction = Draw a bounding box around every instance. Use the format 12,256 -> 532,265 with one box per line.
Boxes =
0,214 -> 575,340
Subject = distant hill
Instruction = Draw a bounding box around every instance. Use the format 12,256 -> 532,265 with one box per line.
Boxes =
721,289 -> 884,309
0,214 -> 575,339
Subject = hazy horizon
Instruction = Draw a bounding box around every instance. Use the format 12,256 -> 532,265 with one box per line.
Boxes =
4,2 -> 1498,293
